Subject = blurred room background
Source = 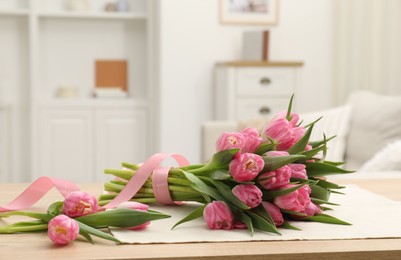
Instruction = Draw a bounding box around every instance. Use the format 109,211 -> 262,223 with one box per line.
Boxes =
0,0 -> 400,182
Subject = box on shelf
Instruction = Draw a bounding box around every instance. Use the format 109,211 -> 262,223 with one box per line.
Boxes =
95,59 -> 128,92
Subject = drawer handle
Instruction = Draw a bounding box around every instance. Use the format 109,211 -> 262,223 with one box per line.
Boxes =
259,106 -> 271,115
259,77 -> 271,85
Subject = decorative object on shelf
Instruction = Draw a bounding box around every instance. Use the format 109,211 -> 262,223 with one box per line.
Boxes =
95,60 -> 128,94
102,96 -> 353,236
55,85 -> 79,98
116,0 -> 129,12
220,0 -> 279,25
242,30 -> 270,61
104,2 -> 117,12
69,0 -> 90,12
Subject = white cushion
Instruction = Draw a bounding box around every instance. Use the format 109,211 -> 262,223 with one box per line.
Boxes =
345,91 -> 401,170
359,139 -> 401,172
300,105 -> 352,163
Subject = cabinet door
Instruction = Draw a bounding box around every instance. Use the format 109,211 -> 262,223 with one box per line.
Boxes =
95,109 -> 149,181
0,109 -> 8,181
37,109 -> 93,182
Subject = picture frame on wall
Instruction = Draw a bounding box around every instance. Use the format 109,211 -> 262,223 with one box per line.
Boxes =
220,0 -> 279,25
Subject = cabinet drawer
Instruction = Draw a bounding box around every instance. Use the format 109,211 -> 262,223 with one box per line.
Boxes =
236,97 -> 293,121
236,68 -> 295,96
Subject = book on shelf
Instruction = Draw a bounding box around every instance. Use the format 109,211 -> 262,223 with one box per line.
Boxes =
242,30 -> 269,61
93,87 -> 128,98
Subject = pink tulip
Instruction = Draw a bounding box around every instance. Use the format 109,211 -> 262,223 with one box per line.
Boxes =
275,111 -> 300,127
262,201 -> 284,226
261,112 -> 305,151
48,215 -> 79,245
302,202 -> 322,217
274,185 -> 311,213
232,184 -> 263,208
288,164 -> 307,179
233,220 -> 247,229
62,191 -> 98,218
118,202 -> 150,230
266,151 -> 289,157
216,132 -> 244,152
203,201 -> 233,230
258,166 -> 291,190
229,153 -> 264,182
241,128 -> 262,153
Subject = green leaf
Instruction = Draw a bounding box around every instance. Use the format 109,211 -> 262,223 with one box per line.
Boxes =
79,230 -> 94,244
305,162 -> 354,177
252,204 -> 275,226
236,210 -> 254,236
330,190 -> 345,195
323,160 -> 346,167
310,135 -> 336,148
184,172 -> 225,201
310,185 -> 330,201
255,143 -> 275,156
263,183 -> 306,200
286,94 -> 295,120
47,201 -> 64,216
287,124 -> 314,155
280,221 -> 301,230
280,209 -> 307,217
311,198 -> 340,206
172,204 -> 206,230
301,214 -> 351,225
191,149 -> 239,174
263,155 -> 306,172
209,170 -> 231,180
296,145 -> 325,163
211,180 -> 250,210
76,208 -> 170,228
303,116 -> 323,129
320,206 -> 333,211
312,178 -> 345,189
76,221 -> 121,243
246,211 -> 280,235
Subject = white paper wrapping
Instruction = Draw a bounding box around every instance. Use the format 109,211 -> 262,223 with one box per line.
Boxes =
111,185 -> 401,244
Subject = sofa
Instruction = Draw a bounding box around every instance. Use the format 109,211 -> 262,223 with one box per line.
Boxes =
201,91 -> 401,178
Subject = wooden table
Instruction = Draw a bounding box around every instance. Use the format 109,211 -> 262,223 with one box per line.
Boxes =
0,179 -> 401,259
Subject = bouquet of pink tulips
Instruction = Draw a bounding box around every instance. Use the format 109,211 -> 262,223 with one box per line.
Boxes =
102,96 -> 353,235
0,190 -> 169,245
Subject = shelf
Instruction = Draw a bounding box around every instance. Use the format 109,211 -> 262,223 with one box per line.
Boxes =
37,11 -> 147,20
216,61 -> 304,67
0,9 -> 29,16
35,98 -> 149,108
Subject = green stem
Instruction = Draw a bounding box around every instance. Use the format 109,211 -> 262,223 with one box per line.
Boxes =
104,169 -> 134,180
0,223 -> 48,234
121,162 -> 140,171
0,211 -> 53,222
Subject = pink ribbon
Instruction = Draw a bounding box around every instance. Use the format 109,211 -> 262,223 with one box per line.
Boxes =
103,153 -> 189,209
0,153 -> 190,212
0,176 -> 80,212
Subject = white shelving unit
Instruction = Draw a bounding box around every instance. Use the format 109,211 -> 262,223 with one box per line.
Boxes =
0,0 -> 156,182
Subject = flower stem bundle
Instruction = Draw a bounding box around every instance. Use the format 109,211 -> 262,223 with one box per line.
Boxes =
102,95 -> 353,235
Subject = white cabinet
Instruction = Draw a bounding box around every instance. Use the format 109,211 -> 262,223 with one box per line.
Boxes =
95,108 -> 149,181
0,0 -> 157,182
214,61 -> 303,121
35,102 -> 149,182
37,108 -> 93,182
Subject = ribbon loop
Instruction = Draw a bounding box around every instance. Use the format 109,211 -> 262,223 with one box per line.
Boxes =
152,167 -> 174,205
0,176 -> 80,213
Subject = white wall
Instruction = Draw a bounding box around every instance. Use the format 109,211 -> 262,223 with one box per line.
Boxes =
158,0 -> 333,163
